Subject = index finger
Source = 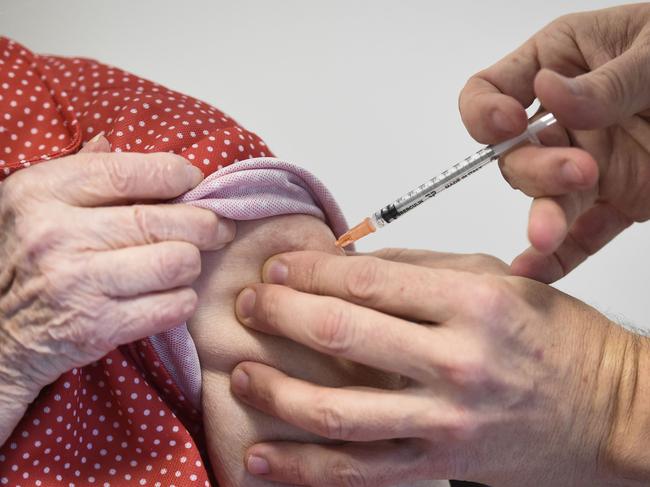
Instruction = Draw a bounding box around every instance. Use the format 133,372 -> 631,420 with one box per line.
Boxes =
261,251 -> 470,322
459,40 -> 539,144
235,284 -> 467,384
35,151 -> 204,206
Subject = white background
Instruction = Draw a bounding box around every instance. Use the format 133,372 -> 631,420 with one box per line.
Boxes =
2,0 -> 647,329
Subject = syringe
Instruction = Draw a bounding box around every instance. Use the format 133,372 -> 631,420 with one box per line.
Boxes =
335,113 -> 557,248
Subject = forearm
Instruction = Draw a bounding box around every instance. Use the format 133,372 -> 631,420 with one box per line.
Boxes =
0,352 -> 38,446
0,394 -> 28,447
602,331 -> 650,483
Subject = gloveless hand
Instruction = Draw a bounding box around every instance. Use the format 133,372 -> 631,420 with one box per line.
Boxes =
229,249 -> 650,486
0,137 -> 235,445
460,3 -> 650,282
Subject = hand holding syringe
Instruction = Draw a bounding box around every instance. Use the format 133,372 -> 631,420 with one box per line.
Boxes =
336,113 -> 558,248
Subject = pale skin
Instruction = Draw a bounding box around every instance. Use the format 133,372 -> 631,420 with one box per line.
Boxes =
224,4 -> 650,486
0,136 -> 236,446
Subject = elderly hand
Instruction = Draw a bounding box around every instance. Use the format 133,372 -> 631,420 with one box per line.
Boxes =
0,137 -> 235,445
459,4 -> 650,282
229,249 -> 650,486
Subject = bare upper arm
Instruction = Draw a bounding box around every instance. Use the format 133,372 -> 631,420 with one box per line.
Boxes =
188,215 -> 348,486
188,214 -> 445,487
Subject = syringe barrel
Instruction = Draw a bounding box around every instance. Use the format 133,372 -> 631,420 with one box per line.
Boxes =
370,113 -> 557,230
373,146 -> 495,226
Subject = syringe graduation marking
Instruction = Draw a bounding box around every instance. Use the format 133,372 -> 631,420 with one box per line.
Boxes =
336,113 -> 558,248
386,147 -> 494,220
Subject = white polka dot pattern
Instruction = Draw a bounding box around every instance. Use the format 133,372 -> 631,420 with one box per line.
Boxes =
0,35 -> 272,485
0,36 -> 269,181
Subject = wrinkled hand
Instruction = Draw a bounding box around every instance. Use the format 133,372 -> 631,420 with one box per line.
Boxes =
228,249 -> 648,486
460,4 -> 650,282
0,137 -> 235,444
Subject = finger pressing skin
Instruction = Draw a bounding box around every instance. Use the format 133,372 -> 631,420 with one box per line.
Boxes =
231,362 -> 437,441
244,440 -> 432,486
76,204 -> 236,251
40,151 -> 204,206
527,191 -> 595,254
235,284 -> 463,384
512,202 -> 632,282
90,241 -> 201,297
260,252 -> 468,322
459,41 -> 539,144
499,145 -> 599,197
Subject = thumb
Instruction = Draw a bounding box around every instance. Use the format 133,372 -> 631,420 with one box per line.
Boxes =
80,134 -> 111,153
534,48 -> 650,130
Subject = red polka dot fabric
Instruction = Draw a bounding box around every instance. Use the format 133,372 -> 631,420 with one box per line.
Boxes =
0,36 -> 273,486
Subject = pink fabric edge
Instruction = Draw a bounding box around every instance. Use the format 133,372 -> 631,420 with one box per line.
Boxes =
148,158 -> 351,409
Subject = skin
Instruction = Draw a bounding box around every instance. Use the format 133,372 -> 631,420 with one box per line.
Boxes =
0,137 -> 235,446
188,215 -> 447,487
230,249 -> 650,486
458,3 -> 650,282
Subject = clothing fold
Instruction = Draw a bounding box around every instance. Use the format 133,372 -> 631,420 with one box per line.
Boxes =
151,157 -> 350,409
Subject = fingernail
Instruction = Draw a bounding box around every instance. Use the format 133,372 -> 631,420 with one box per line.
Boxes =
236,288 -> 256,320
247,455 -> 270,475
561,160 -> 584,185
89,133 -> 103,144
231,368 -> 250,396
491,110 -> 516,135
216,218 -> 237,244
186,165 -> 204,186
264,260 -> 288,284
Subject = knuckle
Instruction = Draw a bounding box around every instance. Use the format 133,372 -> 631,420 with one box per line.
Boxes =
344,257 -> 383,301
470,277 -> 512,323
49,299 -> 113,352
314,305 -> 353,353
546,15 -> 578,38
258,286 -> 282,328
195,209 -> 220,246
45,260 -> 83,291
284,455 -> 309,486
305,254 -> 327,293
18,214 -> 66,257
155,152 -> 188,173
151,153 -> 190,186
597,65 -> 627,104
439,409 -> 478,443
56,318 -> 95,348
443,355 -> 489,389
98,153 -> 135,196
253,380 -> 280,413
314,402 -> 349,440
131,205 -> 158,244
329,460 -> 369,487
152,243 -> 200,285
467,253 -> 510,275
